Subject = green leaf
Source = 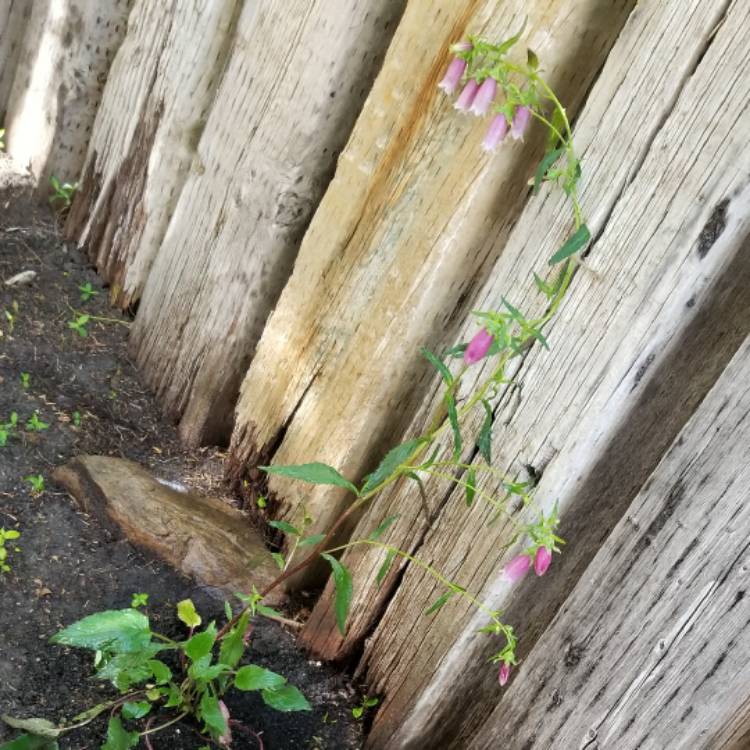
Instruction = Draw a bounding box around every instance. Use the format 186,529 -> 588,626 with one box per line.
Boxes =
0,717 -> 61,739
527,48 -> 539,69
147,659 -> 171,685
321,553 -> 353,635
549,224 -> 591,265
533,147 -> 564,195
267,520 -> 301,536
235,664 -> 287,692
121,702 -> 151,720
261,685 -> 311,712
198,693 -> 227,740
188,655 -> 228,681
0,736 -> 58,750
496,21 -> 526,56
50,609 -> 151,654
96,648 -> 161,689
424,591 -> 453,616
377,549 -> 397,586
478,400 -> 493,464
352,706 -> 364,719
547,108 -> 567,149
102,717 -> 139,750
256,603 -> 284,619
218,612 -> 249,669
70,703 -> 111,724
420,347 -> 453,385
184,623 -> 216,662
465,468 -> 477,507
444,343 -> 468,359
367,515 -> 399,541
260,462 -> 358,495
361,438 -> 426,494
176,599 -> 201,629
271,552 -> 286,570
297,533 -> 326,548
445,394 -> 462,460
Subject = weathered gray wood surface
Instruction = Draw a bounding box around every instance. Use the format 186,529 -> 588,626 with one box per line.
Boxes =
296,0 -> 750,746
0,0 -> 30,120
65,0 -> 241,307
4,0 -> 131,192
228,0 -> 636,582
128,0 -> 407,446
469,334 -> 750,749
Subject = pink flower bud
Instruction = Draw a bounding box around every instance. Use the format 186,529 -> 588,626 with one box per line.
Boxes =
498,662 -> 511,686
511,105 -> 532,140
438,58 -> 467,96
503,554 -> 531,582
534,546 -> 552,576
482,114 -> 509,152
454,79 -> 480,112
469,77 -> 497,116
463,328 -> 494,364
450,40 -> 473,53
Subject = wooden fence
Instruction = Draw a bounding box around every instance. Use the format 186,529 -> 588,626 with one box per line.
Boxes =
3,0 -> 749,747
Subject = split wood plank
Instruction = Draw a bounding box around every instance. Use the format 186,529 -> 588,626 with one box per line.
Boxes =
64,0 -> 241,308
129,0 -> 408,446
4,0 -> 131,193
0,0 -> 30,120
302,0 -> 737,668
469,333 -> 750,749
228,0 -> 636,582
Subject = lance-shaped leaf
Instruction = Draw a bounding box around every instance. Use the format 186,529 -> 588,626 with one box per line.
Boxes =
268,520 -> 301,536
446,394 -> 462,460
533,147 -> 564,194
368,514 -> 399,541
478,400 -> 494,464
361,438 -> 427,494
549,224 -> 591,265
424,591 -> 453,616
376,549 -> 398,586
321,553 -> 353,635
261,462 -> 358,495
465,467 -> 477,507
420,347 -> 453,385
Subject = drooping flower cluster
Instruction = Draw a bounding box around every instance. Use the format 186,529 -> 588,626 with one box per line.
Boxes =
438,40 -> 532,152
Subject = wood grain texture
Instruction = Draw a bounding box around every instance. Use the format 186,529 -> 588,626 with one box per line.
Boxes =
294,0 -> 749,746
64,0 -> 241,307
228,0 -> 636,584
4,0 -> 131,193
469,334 -> 750,749
0,0 -> 31,120
129,0 -> 408,446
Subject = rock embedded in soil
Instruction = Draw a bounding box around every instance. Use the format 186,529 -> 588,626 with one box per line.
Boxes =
52,455 -> 285,605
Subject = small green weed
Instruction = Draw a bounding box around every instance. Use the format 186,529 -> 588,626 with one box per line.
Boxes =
24,474 -> 44,494
79,282 -> 99,302
0,528 -> 21,573
25,412 -> 49,432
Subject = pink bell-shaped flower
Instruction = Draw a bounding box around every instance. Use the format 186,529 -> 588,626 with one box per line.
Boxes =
464,328 -> 494,364
469,77 -> 497,116
511,105 -> 532,140
503,554 -> 531,583
454,79 -> 480,112
498,662 -> 512,686
438,58 -> 467,96
482,114 -> 509,152
534,546 -> 552,576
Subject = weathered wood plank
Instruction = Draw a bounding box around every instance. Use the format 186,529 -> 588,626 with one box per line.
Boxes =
469,334 -> 750,749
303,0 -> 737,666
297,0 -> 749,746
0,0 -> 30,120
129,0 -> 408,445
228,0 -> 636,579
65,0 -> 241,307
4,0 -> 131,193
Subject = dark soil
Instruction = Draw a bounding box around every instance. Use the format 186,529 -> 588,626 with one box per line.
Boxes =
0,156 -> 362,750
